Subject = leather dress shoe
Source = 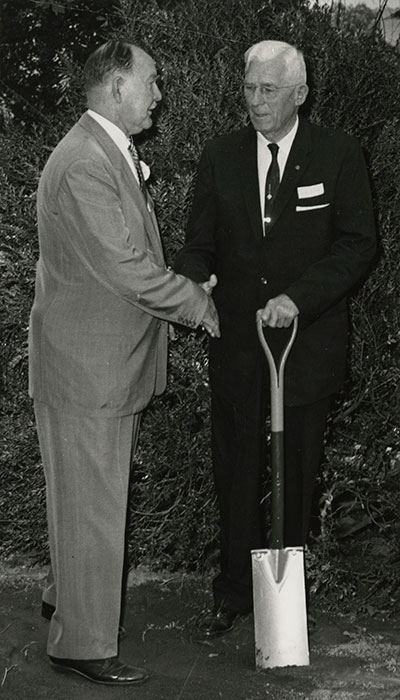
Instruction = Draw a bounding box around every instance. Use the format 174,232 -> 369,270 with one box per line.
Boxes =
197,605 -> 238,636
48,655 -> 149,685
41,602 -> 127,639
41,601 -> 57,620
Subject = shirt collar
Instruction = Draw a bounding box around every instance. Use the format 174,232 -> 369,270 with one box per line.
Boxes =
87,109 -> 130,152
257,116 -> 299,155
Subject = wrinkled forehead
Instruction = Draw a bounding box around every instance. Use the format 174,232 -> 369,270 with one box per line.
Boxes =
244,56 -> 288,84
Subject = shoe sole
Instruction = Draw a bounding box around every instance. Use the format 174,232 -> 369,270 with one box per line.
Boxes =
49,661 -> 149,685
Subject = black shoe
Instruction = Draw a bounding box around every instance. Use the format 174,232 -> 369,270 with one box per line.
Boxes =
42,602 -> 127,639
197,605 -> 238,636
41,601 -> 56,621
48,655 -> 149,685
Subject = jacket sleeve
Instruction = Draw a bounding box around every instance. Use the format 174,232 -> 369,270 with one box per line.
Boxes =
56,157 -> 208,329
285,139 -> 377,324
174,143 -> 217,282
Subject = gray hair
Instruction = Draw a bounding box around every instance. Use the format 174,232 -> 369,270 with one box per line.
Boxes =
83,40 -> 135,92
244,40 -> 307,85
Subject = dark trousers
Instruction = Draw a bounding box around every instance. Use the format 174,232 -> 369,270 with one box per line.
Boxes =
210,382 -> 331,613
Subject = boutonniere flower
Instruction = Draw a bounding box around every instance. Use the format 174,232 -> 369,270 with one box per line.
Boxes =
140,160 -> 151,181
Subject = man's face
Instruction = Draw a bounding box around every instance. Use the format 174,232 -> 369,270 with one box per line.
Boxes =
244,57 -> 307,141
119,49 -> 162,135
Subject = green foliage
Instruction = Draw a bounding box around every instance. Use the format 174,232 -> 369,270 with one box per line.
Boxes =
127,332 -> 218,571
0,0 -> 119,125
340,3 -> 376,33
1,0 -> 400,611
0,125 -> 45,559
310,113 -> 400,611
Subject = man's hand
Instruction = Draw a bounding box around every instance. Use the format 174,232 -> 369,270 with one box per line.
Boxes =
257,294 -> 299,328
201,296 -> 220,338
200,273 -> 218,296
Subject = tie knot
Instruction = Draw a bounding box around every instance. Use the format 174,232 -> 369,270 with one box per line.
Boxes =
268,142 -> 279,159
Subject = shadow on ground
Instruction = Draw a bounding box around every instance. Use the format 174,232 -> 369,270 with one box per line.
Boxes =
1,564 -> 400,699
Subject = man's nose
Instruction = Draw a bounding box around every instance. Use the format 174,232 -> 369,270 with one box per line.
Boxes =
251,87 -> 266,105
153,84 -> 162,102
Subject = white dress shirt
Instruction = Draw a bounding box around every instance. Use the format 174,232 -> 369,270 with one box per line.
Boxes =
257,116 -> 299,220
87,109 -> 140,184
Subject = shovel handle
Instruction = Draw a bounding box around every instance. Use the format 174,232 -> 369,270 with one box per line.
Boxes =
257,315 -> 298,548
256,316 -> 298,431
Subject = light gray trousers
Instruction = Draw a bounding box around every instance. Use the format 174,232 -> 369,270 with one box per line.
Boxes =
34,401 -> 140,659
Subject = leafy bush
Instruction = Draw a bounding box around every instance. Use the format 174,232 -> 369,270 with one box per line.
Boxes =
1,0 -> 400,610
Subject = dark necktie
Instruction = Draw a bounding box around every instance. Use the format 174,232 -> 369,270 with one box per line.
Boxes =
128,137 -> 147,199
263,142 -> 280,234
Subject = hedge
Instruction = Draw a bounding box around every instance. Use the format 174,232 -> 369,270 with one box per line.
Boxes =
1,0 -> 399,610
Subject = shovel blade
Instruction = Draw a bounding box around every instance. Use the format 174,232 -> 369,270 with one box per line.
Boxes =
251,547 -> 309,669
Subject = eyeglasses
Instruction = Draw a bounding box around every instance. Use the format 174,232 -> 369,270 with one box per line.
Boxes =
243,83 -> 299,99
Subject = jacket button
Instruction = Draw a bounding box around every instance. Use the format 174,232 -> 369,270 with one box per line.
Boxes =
260,277 -> 268,285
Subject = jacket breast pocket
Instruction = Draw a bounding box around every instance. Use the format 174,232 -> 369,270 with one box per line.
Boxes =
296,202 -> 330,212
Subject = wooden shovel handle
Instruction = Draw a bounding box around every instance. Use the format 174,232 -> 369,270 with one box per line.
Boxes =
256,317 -> 298,430
256,316 -> 298,548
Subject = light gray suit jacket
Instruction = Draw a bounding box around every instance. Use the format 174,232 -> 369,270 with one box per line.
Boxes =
29,112 -> 208,416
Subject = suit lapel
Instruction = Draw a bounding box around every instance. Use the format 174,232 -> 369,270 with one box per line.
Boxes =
236,120 -> 312,240
271,118 -> 312,227
237,126 -> 264,240
78,113 -> 162,250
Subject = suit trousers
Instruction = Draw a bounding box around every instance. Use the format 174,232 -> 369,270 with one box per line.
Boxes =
34,401 -> 140,659
210,381 -> 331,613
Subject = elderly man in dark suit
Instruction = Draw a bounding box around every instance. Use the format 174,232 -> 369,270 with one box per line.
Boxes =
29,40 -> 219,685
174,39 -> 376,636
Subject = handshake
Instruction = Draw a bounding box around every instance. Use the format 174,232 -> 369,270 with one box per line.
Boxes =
200,274 -> 220,338
197,277 -> 300,338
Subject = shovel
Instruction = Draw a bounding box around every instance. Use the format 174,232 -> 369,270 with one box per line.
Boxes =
251,315 -> 309,669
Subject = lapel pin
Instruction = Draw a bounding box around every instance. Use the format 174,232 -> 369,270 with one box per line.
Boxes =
295,164 -> 301,170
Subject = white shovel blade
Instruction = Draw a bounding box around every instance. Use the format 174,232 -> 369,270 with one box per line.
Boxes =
251,547 -> 309,669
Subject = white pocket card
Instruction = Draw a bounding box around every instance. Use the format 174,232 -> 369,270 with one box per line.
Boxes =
297,183 -> 325,198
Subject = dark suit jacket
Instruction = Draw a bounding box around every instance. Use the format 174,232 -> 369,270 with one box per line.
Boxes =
174,118 -> 376,405
29,112 -> 208,416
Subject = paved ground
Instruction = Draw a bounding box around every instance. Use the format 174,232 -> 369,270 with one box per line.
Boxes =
2,563 -> 400,699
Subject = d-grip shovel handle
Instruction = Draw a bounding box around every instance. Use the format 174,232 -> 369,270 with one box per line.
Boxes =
256,316 -> 298,432
256,315 -> 298,548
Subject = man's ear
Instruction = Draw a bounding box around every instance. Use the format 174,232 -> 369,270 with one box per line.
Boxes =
295,84 -> 309,106
111,75 -> 124,103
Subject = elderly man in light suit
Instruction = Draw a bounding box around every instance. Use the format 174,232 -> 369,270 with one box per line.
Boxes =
29,40 -> 219,686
